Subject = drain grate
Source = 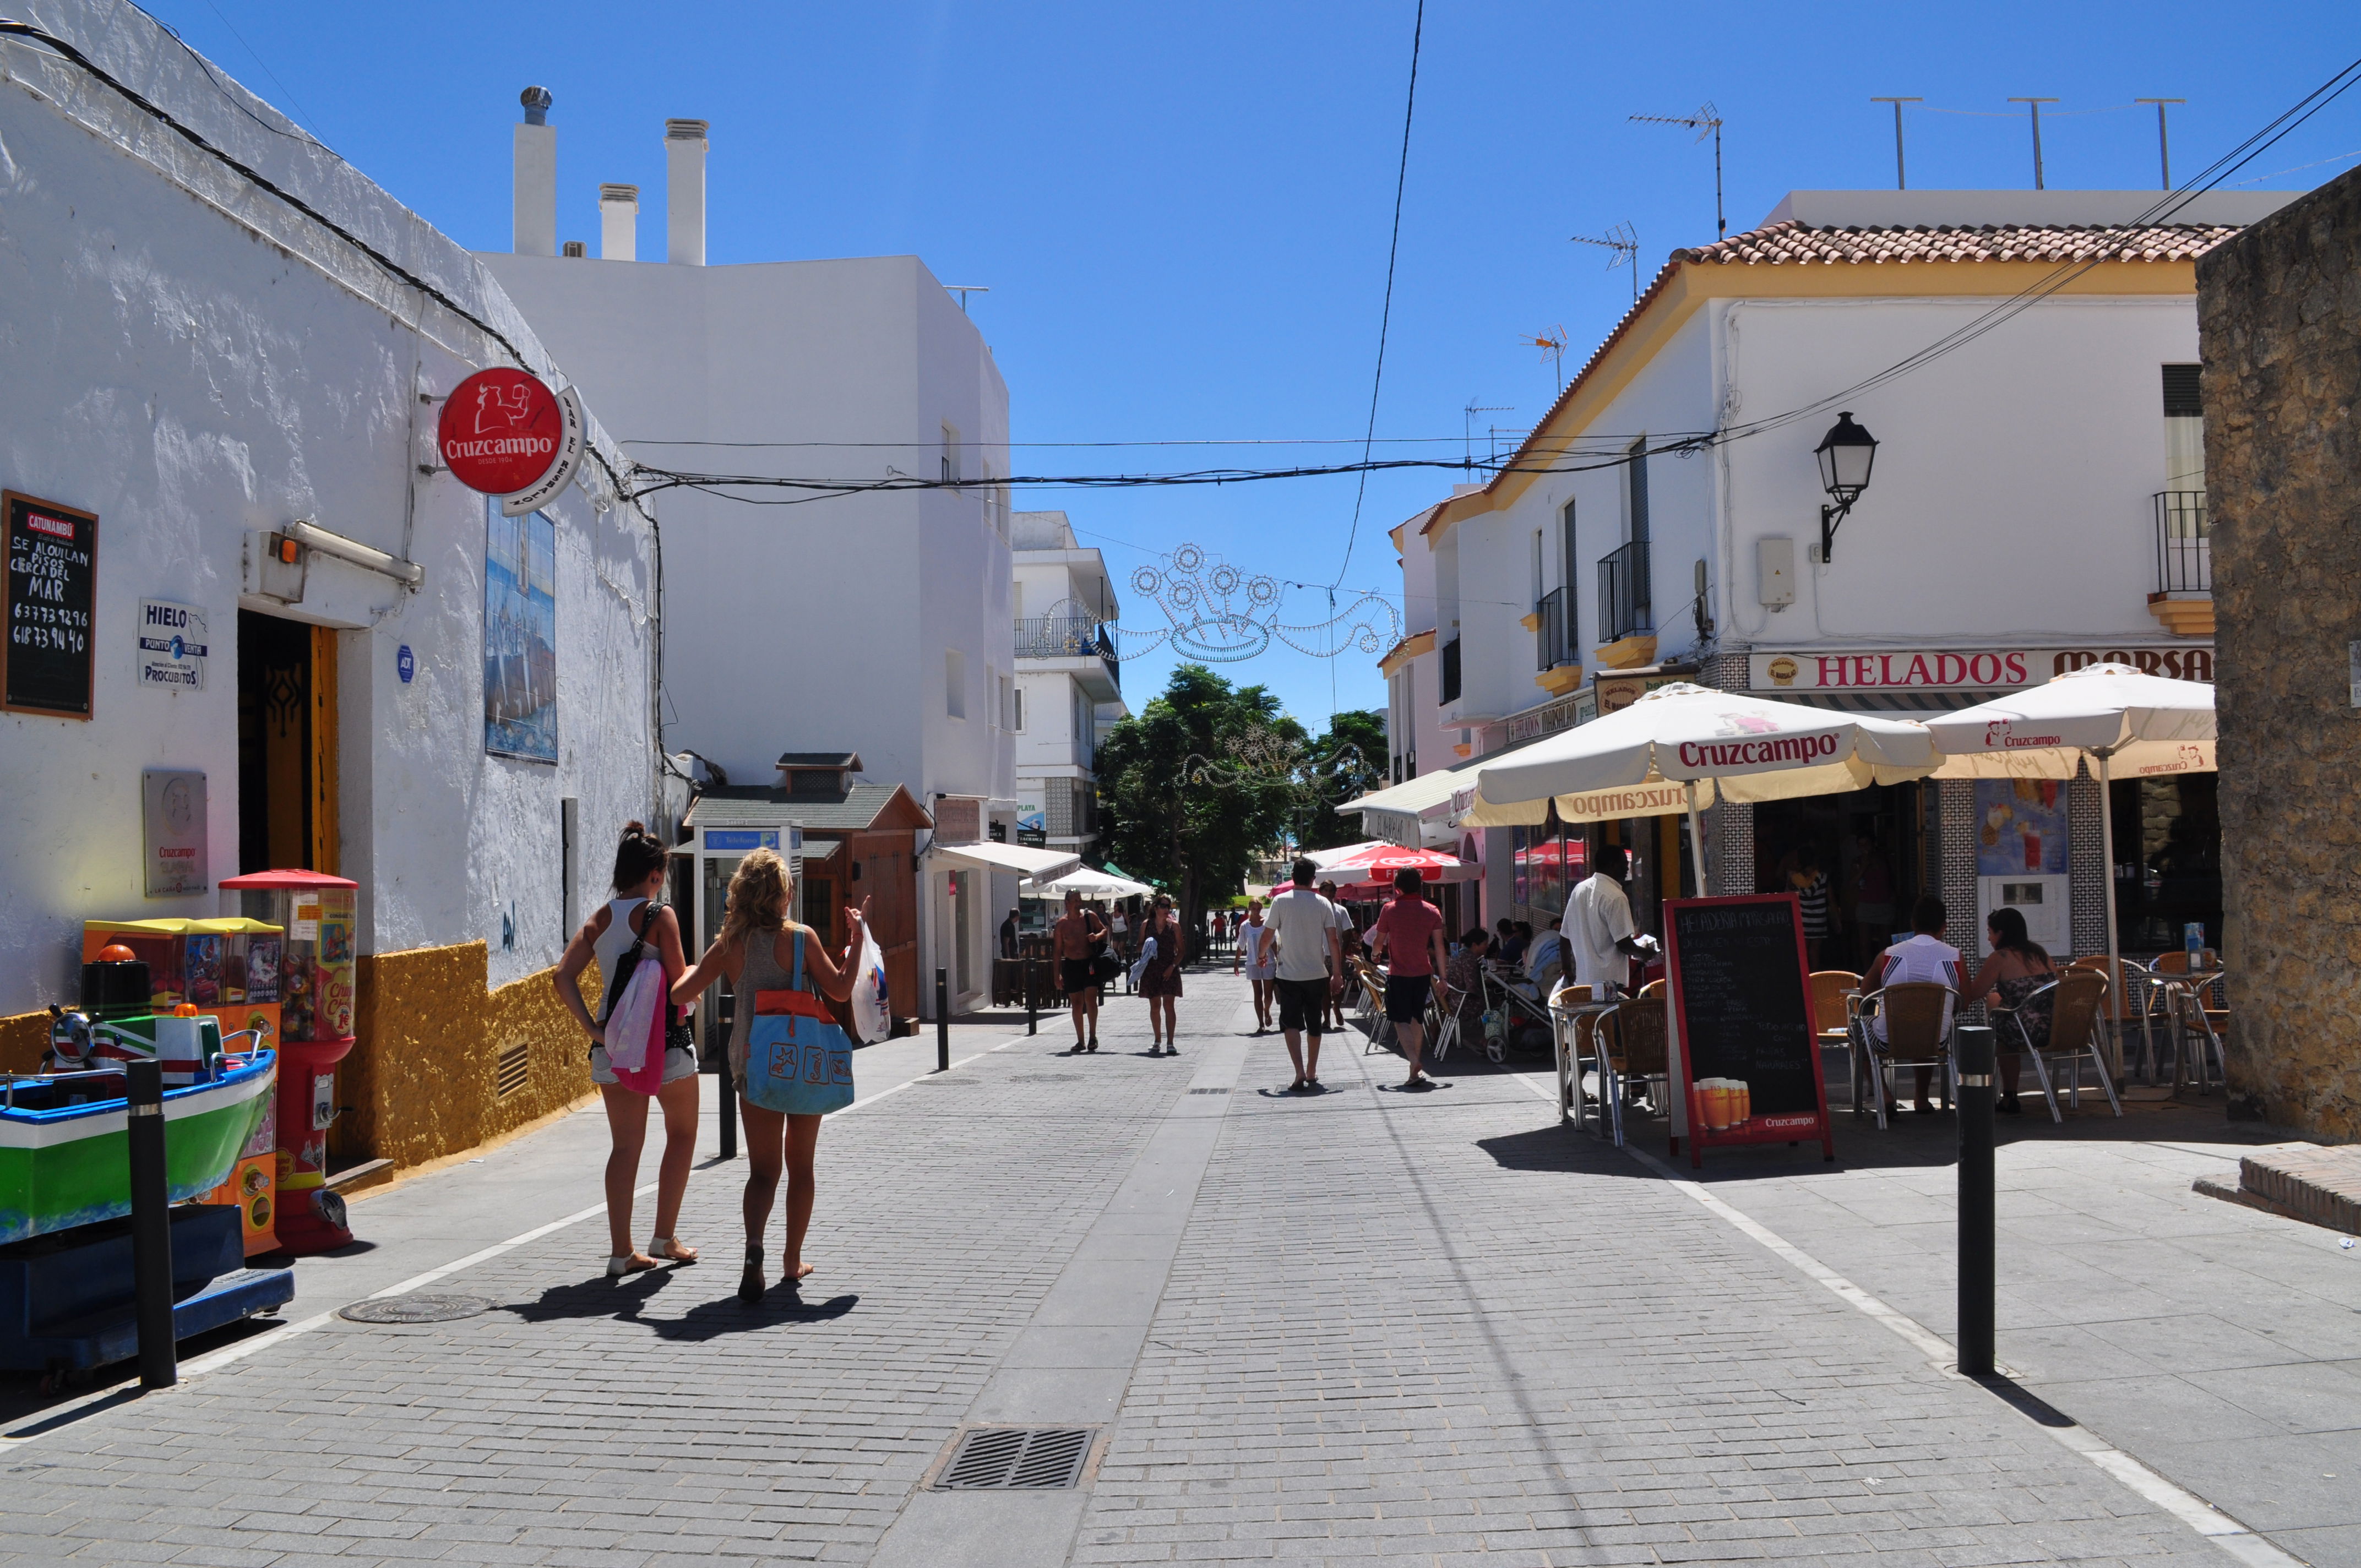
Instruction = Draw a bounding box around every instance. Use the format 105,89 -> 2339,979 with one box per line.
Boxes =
932,1426 -> 1096,1490
339,1293 -> 493,1325
1012,1073 -> 1084,1083
911,1076 -> 978,1086
1187,1087 -> 1230,1095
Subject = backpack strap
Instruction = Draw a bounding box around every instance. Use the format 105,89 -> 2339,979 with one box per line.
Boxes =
791,928 -> 807,993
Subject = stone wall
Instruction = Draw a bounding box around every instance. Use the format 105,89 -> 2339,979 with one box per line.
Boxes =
2197,166 -> 2361,1139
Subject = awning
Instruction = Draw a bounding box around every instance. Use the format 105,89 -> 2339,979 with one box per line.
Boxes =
926,840 -> 1081,881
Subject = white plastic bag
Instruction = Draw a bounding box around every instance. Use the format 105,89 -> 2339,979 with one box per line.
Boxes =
601,956 -> 665,1074
848,924 -> 891,1043
1128,935 -> 1156,990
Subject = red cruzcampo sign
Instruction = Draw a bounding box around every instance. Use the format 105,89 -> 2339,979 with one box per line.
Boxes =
437,368 -> 563,495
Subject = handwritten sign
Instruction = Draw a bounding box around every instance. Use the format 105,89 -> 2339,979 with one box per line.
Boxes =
4,492 -> 97,718
1662,894 -> 1833,1167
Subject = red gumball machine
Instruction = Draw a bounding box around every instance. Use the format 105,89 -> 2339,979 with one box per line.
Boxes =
219,870 -> 359,1253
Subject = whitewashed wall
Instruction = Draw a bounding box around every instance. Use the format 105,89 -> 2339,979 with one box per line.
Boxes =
0,1 -> 657,1011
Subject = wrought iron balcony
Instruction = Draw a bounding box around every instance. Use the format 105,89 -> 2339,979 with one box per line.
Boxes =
2153,492 -> 2210,594
1533,587 -> 1575,671
1439,636 -> 1462,704
1015,615 -> 1120,692
1597,539 -> 1652,646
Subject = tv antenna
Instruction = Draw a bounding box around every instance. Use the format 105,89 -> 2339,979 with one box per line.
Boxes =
1631,102 -> 1726,237
1524,326 -> 1570,392
1463,399 -> 1513,469
2134,98 -> 2185,189
1870,97 -> 1922,189
943,285 -> 991,313
1570,221 -> 1640,302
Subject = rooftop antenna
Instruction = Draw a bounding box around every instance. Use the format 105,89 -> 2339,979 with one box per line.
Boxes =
1524,326 -> 1570,393
2008,98 -> 2060,189
943,285 -> 991,313
1870,97 -> 1922,189
1463,399 -> 1513,470
1631,103 -> 1724,237
2134,98 -> 2185,189
1570,221 -> 1640,301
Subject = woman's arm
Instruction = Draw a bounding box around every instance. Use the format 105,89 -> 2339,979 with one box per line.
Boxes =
799,899 -> 873,1002
553,908 -> 611,1041
670,933 -> 742,1009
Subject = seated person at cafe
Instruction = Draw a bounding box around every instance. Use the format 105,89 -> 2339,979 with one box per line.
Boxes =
1863,894 -> 1965,1114
1493,918 -> 1527,967
1444,927 -> 1492,1036
1525,916 -> 1566,999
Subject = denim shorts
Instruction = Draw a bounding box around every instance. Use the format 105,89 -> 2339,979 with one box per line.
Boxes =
590,1042 -> 700,1087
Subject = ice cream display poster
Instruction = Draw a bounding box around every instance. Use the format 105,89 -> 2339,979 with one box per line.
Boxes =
1974,778 -> 2070,877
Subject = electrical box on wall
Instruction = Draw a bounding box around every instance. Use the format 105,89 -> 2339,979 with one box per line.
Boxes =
1757,537 -> 1796,607
243,531 -> 308,604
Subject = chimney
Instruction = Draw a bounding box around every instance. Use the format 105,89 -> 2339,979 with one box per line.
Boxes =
665,119 -> 708,266
513,87 -> 556,257
599,184 -> 639,262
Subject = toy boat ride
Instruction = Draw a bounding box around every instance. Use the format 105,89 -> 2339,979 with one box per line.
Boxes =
0,1049 -> 277,1247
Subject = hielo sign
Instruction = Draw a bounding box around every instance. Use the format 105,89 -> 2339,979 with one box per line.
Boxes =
437,368 -> 565,496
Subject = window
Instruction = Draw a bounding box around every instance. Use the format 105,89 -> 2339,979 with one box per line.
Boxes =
999,673 -> 1015,730
1012,683 -> 1026,732
1559,497 -> 1580,652
2162,363 -> 2204,493
941,422 -> 962,488
946,648 -> 966,719
1624,438 -> 1650,546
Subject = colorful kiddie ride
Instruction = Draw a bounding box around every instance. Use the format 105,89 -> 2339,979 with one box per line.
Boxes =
0,946 -> 293,1384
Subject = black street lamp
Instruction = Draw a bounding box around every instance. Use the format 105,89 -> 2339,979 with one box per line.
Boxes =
1815,411 -> 1879,563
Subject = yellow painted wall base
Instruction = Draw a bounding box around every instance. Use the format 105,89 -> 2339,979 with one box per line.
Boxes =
1595,635 -> 1658,670
2147,594 -> 2216,636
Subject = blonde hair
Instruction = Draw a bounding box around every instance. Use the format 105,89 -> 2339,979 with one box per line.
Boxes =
720,847 -> 792,949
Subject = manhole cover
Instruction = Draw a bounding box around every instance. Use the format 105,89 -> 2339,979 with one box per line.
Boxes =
932,1426 -> 1097,1490
1012,1073 -> 1084,1083
338,1293 -> 494,1325
911,1076 -> 978,1086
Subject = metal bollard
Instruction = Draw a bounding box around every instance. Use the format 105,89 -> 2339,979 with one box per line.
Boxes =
712,986 -> 738,1161
1955,1023 -> 1996,1376
935,967 -> 950,1073
1026,959 -> 1037,1036
126,1058 -> 176,1390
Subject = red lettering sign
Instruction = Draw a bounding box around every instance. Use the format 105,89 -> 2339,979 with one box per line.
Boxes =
437,369 -> 564,495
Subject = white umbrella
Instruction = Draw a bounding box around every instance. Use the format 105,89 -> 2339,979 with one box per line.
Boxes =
1462,683 -> 1939,893
1021,868 -> 1156,901
1925,663 -> 2216,1075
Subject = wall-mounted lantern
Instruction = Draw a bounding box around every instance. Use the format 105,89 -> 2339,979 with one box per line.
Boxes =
1814,411 -> 1878,563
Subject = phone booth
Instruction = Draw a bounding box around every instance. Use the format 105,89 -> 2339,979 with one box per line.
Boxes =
687,823 -> 809,1062
219,870 -> 358,1254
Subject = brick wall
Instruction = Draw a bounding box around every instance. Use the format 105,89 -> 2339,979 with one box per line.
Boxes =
2197,165 -> 2361,1137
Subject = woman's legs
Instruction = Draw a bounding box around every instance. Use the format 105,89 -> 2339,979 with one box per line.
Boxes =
1154,995 -> 1178,1047
649,1073 -> 700,1253
741,1101 -> 786,1250
782,1114 -> 823,1280
600,1082 -> 655,1265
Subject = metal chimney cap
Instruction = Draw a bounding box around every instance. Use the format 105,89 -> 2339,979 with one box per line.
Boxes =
599,183 -> 641,204
520,85 -> 553,125
665,118 -> 710,141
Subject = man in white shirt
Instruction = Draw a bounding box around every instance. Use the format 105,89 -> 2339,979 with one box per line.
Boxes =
1568,845 -> 1656,998
1864,894 -> 1965,1114
1317,879 -> 1357,1030
1264,858 -> 1344,1092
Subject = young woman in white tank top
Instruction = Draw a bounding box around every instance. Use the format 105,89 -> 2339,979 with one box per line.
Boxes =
555,823 -> 700,1276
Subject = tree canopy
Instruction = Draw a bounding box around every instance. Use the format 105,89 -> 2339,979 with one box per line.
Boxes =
1299,708 -> 1388,851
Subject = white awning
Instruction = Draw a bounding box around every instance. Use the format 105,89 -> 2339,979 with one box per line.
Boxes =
926,840 -> 1081,881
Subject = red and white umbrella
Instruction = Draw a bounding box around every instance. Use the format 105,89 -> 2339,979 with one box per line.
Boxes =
1318,843 -> 1479,883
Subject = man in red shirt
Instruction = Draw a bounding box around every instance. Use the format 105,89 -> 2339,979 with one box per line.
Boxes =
1368,868 -> 1450,1087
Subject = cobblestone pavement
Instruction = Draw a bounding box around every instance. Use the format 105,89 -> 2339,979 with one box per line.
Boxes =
0,972 -> 2265,1566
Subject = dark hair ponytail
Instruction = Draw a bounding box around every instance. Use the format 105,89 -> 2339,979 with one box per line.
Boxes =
611,821 -> 667,893
1985,905 -> 2049,965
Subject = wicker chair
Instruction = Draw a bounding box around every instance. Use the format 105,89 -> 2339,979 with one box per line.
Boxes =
1809,970 -> 1862,1054
2000,966 -> 2122,1120
1848,981 -> 1955,1130
1595,997 -> 1670,1149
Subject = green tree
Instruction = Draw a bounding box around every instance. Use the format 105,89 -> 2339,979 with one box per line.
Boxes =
1095,665 -> 1305,939
1299,709 -> 1388,851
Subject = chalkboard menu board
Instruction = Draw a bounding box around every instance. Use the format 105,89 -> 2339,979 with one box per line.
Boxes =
4,492 -> 97,720
1663,894 -> 1832,1166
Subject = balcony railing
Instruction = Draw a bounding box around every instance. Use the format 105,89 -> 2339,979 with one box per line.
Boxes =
1597,539 -> 1652,645
1015,615 -> 1120,690
1440,636 -> 1462,704
1534,587 -> 1574,671
2153,492 -> 2210,594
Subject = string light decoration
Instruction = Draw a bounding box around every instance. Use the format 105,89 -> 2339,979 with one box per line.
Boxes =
1117,543 -> 1400,663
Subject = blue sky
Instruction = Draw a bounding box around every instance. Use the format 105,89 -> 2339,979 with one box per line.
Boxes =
142,0 -> 2361,730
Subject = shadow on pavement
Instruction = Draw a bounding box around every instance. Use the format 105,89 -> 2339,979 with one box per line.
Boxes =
502,1270 -> 860,1340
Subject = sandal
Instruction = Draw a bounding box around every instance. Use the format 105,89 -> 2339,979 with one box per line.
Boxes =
607,1252 -> 658,1278
738,1246 -> 765,1304
652,1237 -> 699,1265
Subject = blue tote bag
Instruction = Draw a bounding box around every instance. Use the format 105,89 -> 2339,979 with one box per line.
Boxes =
744,930 -> 857,1115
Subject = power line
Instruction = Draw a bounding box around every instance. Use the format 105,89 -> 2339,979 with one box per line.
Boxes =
1333,0 -> 1424,590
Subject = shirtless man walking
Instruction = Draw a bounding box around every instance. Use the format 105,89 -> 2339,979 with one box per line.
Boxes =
1051,890 -> 1107,1053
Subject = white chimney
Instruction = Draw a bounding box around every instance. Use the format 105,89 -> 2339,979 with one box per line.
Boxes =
512,87 -> 556,257
599,184 -> 639,262
665,119 -> 708,266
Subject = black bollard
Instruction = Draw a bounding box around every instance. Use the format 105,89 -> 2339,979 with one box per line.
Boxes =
1026,959 -> 1037,1037
126,1058 -> 176,1390
935,967 -> 950,1073
1955,1023 -> 1995,1376
715,986 -> 737,1161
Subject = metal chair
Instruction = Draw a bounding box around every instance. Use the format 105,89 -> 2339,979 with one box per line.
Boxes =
1353,960 -> 1395,1055
2147,950 -> 2227,1093
1848,982 -> 1955,1130
1809,970 -> 1862,1055
1548,983 -> 1597,1127
1595,997 -> 1670,1149
2000,966 -> 2122,1120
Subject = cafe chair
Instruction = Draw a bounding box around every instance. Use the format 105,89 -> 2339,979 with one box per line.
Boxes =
1427,983 -> 1464,1064
1547,983 -> 1598,1129
1809,970 -> 1862,1055
1594,997 -> 1670,1150
1639,977 -> 1668,1000
2147,950 -> 2227,1094
2067,955 -> 2155,1083
1847,982 -> 1955,1131
1355,962 -> 1395,1055
2000,967 -> 2123,1121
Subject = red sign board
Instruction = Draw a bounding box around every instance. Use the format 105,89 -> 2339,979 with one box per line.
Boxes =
1662,894 -> 1834,1167
437,368 -> 564,495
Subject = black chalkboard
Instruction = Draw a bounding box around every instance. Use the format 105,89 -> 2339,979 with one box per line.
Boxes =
1663,894 -> 1832,1162
4,492 -> 97,719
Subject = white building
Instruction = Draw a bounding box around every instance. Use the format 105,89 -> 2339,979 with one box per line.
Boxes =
1367,189 -> 2288,963
1010,512 -> 1126,860
478,102 -> 1032,1012
0,6 -> 656,1106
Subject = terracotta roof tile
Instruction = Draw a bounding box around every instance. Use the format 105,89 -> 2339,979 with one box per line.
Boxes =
1672,220 -> 2241,268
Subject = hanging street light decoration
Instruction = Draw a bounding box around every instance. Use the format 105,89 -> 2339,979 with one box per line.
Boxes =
1114,542 -> 1400,663
1814,411 -> 1879,564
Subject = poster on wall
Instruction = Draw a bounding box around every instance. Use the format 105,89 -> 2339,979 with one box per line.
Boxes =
1974,778 -> 2070,877
142,767 -> 208,896
483,500 -> 557,763
3,491 -> 97,719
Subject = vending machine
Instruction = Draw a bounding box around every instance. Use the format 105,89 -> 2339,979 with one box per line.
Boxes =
78,917 -> 286,1055
218,870 -> 358,1253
